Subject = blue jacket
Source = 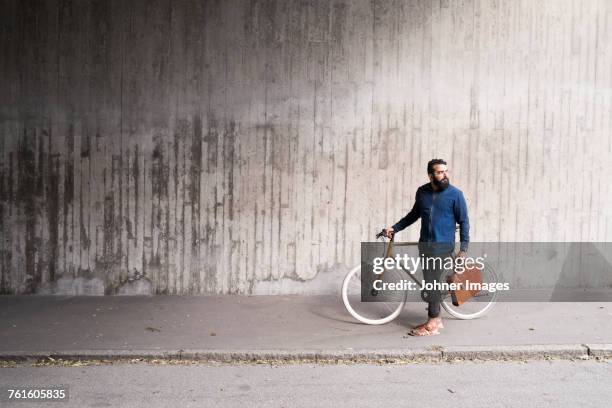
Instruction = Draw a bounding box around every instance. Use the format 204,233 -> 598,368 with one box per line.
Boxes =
392,183 -> 470,252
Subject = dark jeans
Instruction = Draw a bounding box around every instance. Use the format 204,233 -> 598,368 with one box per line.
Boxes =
421,252 -> 452,318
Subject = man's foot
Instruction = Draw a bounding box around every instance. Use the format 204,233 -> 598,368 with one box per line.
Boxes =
409,318 -> 444,336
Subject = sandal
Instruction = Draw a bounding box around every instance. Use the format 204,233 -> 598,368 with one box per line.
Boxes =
408,322 -> 444,337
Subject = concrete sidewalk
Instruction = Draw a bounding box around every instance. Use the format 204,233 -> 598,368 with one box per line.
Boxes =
1,295 -> 611,362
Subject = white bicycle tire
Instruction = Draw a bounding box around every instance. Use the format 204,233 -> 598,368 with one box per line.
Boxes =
341,264 -> 407,325
441,296 -> 497,320
441,262 -> 499,320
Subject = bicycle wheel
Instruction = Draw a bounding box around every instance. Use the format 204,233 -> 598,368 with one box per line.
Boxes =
440,260 -> 499,320
341,264 -> 407,325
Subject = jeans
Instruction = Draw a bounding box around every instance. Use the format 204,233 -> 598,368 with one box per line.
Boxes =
420,251 -> 452,318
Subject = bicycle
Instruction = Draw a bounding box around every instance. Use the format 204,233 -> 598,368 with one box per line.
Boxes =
341,229 -> 499,325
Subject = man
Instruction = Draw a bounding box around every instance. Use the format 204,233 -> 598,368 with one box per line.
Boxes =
384,159 -> 469,336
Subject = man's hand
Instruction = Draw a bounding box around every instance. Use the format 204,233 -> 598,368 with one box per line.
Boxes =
456,250 -> 466,259
383,227 -> 395,239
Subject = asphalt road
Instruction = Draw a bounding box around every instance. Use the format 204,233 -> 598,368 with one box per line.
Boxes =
1,359 -> 611,407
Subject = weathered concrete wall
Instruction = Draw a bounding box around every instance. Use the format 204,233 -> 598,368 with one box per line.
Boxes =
1,0 -> 611,295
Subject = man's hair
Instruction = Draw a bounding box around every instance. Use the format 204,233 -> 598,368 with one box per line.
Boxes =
427,159 -> 447,174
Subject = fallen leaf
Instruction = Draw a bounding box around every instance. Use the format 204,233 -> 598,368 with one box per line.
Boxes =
145,327 -> 162,332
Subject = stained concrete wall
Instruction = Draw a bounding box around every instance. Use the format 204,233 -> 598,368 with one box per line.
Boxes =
1,0 -> 611,295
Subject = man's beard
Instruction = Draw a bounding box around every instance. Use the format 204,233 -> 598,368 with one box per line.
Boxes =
433,177 -> 449,190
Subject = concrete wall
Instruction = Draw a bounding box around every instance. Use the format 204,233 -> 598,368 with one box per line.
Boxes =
1,0 -> 611,295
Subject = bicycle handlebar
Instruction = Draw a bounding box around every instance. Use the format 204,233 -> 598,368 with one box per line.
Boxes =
377,225 -> 460,239
376,229 -> 394,240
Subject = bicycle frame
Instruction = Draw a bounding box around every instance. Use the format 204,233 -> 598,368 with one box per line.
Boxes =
342,230 -> 498,323
378,236 -> 494,301
377,236 -> 424,290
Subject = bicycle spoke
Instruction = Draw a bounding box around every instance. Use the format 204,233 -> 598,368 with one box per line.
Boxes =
382,302 -> 393,312
348,280 -> 360,290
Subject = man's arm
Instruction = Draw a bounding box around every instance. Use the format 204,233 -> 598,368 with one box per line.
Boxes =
391,193 -> 421,233
454,191 -> 470,252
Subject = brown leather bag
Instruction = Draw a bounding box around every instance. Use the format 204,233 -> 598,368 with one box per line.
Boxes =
445,265 -> 483,306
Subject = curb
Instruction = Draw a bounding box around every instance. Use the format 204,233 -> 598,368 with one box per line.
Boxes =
584,344 -> 612,358
0,349 -> 441,363
179,349 -> 442,362
2,344 -> 611,364
441,344 -> 589,360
